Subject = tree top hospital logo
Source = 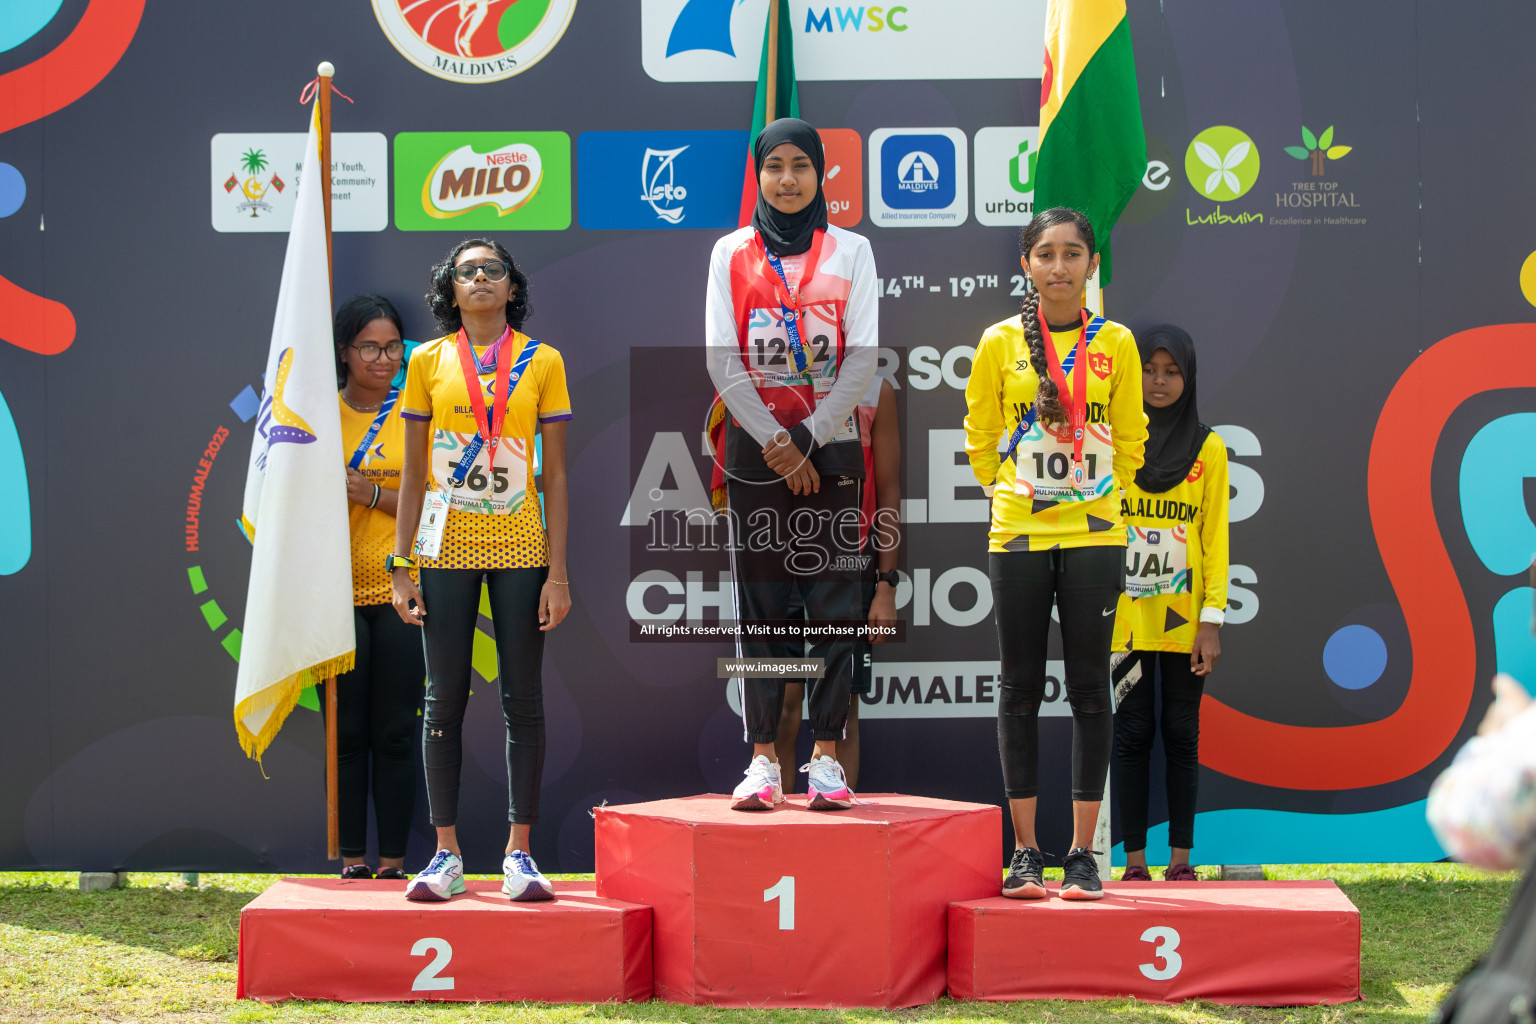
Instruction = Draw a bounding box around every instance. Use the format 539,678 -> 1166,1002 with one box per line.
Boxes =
1185,125 -> 1260,202
371,0 -> 578,83
869,127 -> 966,227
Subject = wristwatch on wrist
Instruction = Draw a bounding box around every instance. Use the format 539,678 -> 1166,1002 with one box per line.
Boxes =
874,570 -> 900,587
384,553 -> 417,572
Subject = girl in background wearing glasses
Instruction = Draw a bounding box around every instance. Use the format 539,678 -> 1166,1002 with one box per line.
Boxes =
391,239 -> 573,903
329,293 -> 427,881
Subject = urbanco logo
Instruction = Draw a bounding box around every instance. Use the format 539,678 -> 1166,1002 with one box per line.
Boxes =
1185,126 -> 1260,201
973,126 -> 1039,227
394,132 -> 571,231
371,0 -> 578,83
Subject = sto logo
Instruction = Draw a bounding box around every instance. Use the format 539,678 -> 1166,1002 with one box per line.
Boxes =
667,0 -> 749,57
1200,324 -> 1536,790
0,0 -> 147,575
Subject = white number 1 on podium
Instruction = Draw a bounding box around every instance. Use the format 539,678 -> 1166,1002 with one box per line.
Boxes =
763,875 -> 796,930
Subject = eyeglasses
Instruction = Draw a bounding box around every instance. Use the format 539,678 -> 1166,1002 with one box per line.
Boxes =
350,341 -> 405,362
452,260 -> 511,284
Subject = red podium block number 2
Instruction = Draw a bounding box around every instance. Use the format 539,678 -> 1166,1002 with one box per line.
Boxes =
764,876 -> 795,930
411,938 -> 455,992
1138,926 -> 1181,981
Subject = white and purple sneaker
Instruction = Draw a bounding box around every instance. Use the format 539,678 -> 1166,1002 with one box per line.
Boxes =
730,754 -> 785,811
405,849 -> 465,902
803,756 -> 854,810
501,850 -> 554,901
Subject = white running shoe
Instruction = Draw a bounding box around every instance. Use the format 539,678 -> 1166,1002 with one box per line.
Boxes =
803,755 -> 854,810
730,754 -> 785,810
501,850 -> 554,902
405,849 -> 465,902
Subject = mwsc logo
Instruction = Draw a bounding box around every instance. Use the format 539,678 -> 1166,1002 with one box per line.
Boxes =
371,0 -> 577,83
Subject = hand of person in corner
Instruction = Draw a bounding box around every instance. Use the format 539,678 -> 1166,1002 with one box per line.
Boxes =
868,582 -> 897,645
1190,622 -> 1221,676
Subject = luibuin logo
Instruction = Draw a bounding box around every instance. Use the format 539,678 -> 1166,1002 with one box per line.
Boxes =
1284,125 -> 1351,177
1185,126 -> 1260,201
224,148 -> 285,219
641,146 -> 688,223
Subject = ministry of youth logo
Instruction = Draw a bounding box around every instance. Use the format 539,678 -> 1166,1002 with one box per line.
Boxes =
897,151 -> 941,193
641,146 -> 688,223
371,0 -> 578,84
1185,126 -> 1260,202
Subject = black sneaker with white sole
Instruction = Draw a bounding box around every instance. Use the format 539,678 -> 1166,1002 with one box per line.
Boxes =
1000,846 -> 1047,899
1059,847 -> 1104,900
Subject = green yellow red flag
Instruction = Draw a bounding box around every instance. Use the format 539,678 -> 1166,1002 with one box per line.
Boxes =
736,0 -> 800,226
1034,0 -> 1147,285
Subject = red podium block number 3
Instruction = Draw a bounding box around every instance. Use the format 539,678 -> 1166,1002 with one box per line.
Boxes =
764,876 -> 795,930
1139,926 -> 1182,981
411,938 -> 455,992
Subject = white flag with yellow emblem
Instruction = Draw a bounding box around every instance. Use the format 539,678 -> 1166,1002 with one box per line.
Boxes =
234,100 -> 354,760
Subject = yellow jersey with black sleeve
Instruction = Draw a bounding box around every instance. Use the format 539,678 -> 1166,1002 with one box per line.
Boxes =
1111,430 -> 1230,653
963,314 -> 1147,552
340,395 -> 414,605
400,331 -> 572,571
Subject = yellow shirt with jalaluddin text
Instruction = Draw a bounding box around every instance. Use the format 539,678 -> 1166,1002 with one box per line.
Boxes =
400,331 -> 572,571
340,394 -> 415,605
1112,430 -> 1230,653
963,314 -> 1147,552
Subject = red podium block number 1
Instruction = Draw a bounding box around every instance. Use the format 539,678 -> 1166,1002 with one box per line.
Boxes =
764,876 -> 795,930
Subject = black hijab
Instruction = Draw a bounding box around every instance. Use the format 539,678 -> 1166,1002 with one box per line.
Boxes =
1135,324 -> 1212,493
751,118 -> 828,257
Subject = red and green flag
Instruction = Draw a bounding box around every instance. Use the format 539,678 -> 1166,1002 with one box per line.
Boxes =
1034,0 -> 1147,285
736,0 -> 800,226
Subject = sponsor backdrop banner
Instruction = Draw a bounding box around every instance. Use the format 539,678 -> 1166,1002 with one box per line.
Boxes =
1,0 -> 1533,872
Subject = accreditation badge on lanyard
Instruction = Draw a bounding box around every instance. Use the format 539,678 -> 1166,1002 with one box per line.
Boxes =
1041,311 -> 1092,492
759,231 -> 828,390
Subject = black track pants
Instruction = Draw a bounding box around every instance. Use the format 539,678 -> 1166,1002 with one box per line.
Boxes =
727,477 -> 863,744
420,567 -> 547,826
1115,650 -> 1205,852
324,603 -> 425,859
990,546 -> 1123,801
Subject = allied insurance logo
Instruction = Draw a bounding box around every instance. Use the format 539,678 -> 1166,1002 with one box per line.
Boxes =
371,0 -> 578,83
869,127 -> 967,227
394,132 -> 571,231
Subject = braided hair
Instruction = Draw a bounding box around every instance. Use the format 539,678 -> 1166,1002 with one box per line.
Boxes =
1018,207 -> 1096,425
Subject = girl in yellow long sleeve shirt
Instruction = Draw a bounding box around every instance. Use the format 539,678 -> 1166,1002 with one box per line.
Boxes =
1112,325 -> 1227,882
963,208 -> 1147,900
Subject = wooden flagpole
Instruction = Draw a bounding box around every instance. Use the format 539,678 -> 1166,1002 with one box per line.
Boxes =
317,59 -> 340,863
765,0 -> 779,123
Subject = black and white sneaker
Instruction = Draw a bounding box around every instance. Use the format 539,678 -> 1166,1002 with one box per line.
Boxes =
1000,846 -> 1047,899
1059,847 -> 1104,900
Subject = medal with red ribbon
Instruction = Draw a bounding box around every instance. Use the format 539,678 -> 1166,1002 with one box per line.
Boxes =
1039,310 -> 1091,491
448,325 -> 514,489
757,230 -> 827,385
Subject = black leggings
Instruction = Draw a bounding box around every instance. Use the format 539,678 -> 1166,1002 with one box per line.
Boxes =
1115,650 -> 1205,852
727,478 -> 863,743
324,603 -> 425,859
991,546 -> 1122,801
420,567 -> 547,827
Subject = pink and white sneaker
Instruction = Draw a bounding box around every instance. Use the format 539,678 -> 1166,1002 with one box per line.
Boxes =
802,755 -> 854,810
730,754 -> 784,810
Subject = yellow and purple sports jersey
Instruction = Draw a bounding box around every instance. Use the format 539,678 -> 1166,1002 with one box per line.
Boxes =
400,332 -> 572,571
340,395 -> 414,605
1112,430 -> 1229,653
963,315 -> 1147,552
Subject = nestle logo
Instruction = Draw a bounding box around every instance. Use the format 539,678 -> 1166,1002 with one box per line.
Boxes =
486,151 -> 528,166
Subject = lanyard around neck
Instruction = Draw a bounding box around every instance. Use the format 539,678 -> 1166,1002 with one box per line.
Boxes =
757,230 -> 826,378
1040,310 -> 1091,469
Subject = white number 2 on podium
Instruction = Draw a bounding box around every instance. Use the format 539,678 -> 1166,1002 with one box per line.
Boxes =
411,937 -> 456,991
1138,926 -> 1182,980
763,875 -> 796,930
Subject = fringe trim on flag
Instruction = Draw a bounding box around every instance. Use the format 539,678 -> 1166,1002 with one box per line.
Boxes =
707,394 -> 728,511
234,650 -> 356,762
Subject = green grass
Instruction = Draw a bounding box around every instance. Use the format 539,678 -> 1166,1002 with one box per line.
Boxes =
0,865 -> 1517,1023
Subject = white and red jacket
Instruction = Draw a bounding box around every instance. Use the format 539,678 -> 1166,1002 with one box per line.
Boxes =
705,225 -> 878,480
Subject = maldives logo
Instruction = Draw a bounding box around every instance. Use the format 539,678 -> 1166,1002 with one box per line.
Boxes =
371,0 -> 578,84
1088,352 -> 1112,379
224,148 -> 285,219
423,143 -> 543,218
1185,126 -> 1260,201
